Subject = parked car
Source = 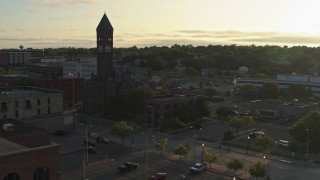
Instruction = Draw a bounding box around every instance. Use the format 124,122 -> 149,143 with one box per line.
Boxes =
88,146 -> 97,153
278,140 -> 289,147
118,162 -> 139,173
190,163 -> 206,174
150,172 -> 167,180
54,130 -> 67,136
96,137 -> 109,144
249,132 -> 265,138
84,139 -> 96,146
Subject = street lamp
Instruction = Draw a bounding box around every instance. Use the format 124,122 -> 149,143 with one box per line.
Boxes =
190,126 -> 196,164
201,144 -> 205,163
148,105 -> 154,133
306,128 -> 310,158
246,136 -> 250,154
141,132 -> 149,179
131,128 -> 134,153
200,128 -> 202,139
263,155 -> 266,166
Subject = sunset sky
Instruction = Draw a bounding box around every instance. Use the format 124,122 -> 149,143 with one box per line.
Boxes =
2,0 -> 320,49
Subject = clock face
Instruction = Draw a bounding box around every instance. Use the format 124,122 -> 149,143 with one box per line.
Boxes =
98,45 -> 103,53
105,45 -> 111,52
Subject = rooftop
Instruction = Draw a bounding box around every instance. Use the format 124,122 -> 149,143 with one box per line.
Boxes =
0,137 -> 28,156
0,119 -> 48,138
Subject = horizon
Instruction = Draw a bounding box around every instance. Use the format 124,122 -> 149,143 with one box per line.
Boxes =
2,0 -> 320,49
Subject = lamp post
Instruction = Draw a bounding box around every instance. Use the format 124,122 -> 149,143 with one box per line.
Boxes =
200,128 -> 202,139
158,116 -> 163,139
306,128 -> 310,158
266,152 -> 271,180
201,144 -> 205,163
246,136 -> 250,154
141,132 -> 149,179
190,126 -> 196,164
148,105 -> 154,133
263,155 -> 266,166
131,128 -> 134,153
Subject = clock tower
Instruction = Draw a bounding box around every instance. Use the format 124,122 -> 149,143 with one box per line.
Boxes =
96,13 -> 113,82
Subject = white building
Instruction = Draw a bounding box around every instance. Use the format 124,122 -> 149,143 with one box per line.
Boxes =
237,74 -> 320,97
63,61 -> 97,80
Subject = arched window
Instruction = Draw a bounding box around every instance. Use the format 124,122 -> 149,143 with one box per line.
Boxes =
33,166 -> 49,180
3,172 -> 20,180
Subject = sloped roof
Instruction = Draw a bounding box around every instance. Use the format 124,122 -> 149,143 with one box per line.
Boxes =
96,13 -> 113,31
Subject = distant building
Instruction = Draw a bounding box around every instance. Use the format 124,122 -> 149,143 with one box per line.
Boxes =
237,74 -> 320,97
0,86 -> 65,130
144,94 -> 202,121
0,119 -> 60,179
63,61 -> 96,80
0,49 -> 44,66
28,63 -> 63,78
33,78 -> 85,109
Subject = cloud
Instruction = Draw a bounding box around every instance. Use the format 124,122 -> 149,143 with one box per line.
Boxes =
16,28 -> 26,32
0,29 -> 5,32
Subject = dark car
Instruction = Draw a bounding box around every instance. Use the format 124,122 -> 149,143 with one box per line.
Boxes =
54,130 -> 67,136
151,172 -> 167,180
84,139 -> 96,146
118,162 -> 139,173
96,137 -> 109,144
249,132 -> 265,138
88,146 -> 97,153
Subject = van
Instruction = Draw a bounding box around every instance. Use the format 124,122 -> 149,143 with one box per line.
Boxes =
278,140 -> 289,147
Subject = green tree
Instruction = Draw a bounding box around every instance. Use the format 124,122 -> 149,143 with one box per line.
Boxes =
229,116 -> 245,135
242,116 -> 254,134
174,144 -> 189,158
288,84 -> 312,99
223,130 -> 234,141
289,110 -> 320,151
203,151 -> 220,168
255,135 -> 276,154
227,158 -> 244,178
152,137 -> 168,156
253,73 -> 268,78
257,82 -> 279,99
238,83 -> 257,99
249,161 -> 266,180
205,88 -> 217,99
111,121 -> 132,145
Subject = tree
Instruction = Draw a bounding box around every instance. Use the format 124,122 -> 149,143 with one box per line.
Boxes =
111,121 -> 132,145
152,137 -> 168,156
249,161 -> 266,180
205,88 -> 217,99
238,83 -> 257,99
257,82 -> 279,99
203,151 -> 220,168
255,135 -> 276,154
227,158 -> 244,178
223,130 -> 234,141
174,144 -> 189,158
289,110 -> 320,151
242,116 -> 254,134
288,84 -> 312,99
229,116 -> 245,135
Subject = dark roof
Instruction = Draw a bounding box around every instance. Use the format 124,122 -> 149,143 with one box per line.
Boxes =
96,13 -> 113,31
0,119 -> 47,138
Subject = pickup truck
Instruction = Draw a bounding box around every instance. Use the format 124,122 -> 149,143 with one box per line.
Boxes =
190,163 -> 207,174
118,162 -> 139,173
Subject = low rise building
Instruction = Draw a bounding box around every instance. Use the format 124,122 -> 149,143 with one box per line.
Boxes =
0,119 -> 60,180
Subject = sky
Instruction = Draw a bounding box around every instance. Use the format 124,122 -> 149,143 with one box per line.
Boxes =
2,0 -> 320,49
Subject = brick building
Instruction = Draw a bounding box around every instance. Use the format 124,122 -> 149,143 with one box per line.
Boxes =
0,119 -> 60,180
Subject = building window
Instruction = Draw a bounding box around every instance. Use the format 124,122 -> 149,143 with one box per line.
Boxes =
48,107 -> 51,114
1,102 -> 7,112
48,98 -> 50,104
15,101 -> 18,108
37,99 -> 40,106
38,109 -> 41,115
33,166 -> 49,180
15,110 -> 19,118
25,100 -> 32,109
4,172 -> 20,180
